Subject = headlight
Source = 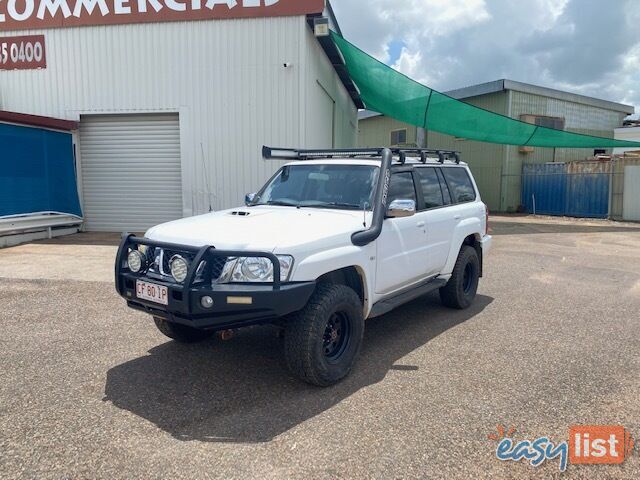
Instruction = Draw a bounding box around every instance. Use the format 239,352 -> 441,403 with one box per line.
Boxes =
220,255 -> 294,283
127,250 -> 145,273
240,257 -> 273,282
169,255 -> 189,283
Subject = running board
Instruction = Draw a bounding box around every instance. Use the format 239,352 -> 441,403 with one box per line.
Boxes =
369,278 -> 448,318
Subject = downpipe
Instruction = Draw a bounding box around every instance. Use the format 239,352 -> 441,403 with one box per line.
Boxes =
351,148 -> 392,247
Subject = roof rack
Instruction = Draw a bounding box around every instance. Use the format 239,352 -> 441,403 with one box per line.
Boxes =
262,146 -> 461,164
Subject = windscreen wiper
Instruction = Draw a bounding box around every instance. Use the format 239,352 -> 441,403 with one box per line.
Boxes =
306,202 -> 362,210
265,200 -> 301,207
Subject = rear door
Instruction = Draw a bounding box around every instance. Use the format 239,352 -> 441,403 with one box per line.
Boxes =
438,166 -> 480,263
414,166 -> 455,275
375,170 -> 428,294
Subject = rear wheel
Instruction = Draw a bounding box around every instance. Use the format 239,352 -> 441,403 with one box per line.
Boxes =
440,245 -> 480,309
153,317 -> 214,343
284,284 -> 364,387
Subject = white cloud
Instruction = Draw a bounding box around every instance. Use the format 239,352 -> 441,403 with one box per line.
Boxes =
331,0 -> 639,117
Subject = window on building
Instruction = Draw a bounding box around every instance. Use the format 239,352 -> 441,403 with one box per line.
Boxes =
520,114 -> 565,131
441,168 -> 476,204
388,172 -> 417,205
594,149 -> 606,156
390,129 -> 407,146
415,167 -> 445,209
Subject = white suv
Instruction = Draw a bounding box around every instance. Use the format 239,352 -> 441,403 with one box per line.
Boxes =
115,147 -> 492,386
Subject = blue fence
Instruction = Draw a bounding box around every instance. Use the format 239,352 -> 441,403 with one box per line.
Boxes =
521,162 -> 610,218
0,122 -> 82,218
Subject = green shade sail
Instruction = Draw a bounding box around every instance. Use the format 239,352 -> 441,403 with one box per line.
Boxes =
331,32 -> 640,149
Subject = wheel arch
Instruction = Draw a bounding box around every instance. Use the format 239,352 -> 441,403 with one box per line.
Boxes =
316,266 -> 369,317
442,219 -> 484,277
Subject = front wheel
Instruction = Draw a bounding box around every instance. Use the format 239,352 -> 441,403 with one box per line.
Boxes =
153,317 -> 215,343
284,284 -> 364,387
440,245 -> 480,309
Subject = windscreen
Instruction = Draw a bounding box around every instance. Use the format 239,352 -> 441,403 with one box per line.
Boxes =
253,164 -> 379,210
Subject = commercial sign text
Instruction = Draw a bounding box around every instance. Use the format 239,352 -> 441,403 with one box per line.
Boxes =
0,0 -> 324,31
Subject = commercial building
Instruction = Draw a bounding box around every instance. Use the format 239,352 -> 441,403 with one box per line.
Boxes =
358,79 -> 635,212
0,0 -> 361,232
614,123 -> 640,156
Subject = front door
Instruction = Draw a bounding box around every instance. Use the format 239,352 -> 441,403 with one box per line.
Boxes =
375,171 -> 428,294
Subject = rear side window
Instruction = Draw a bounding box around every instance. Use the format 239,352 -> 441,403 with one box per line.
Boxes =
436,169 -> 452,205
415,168 -> 444,209
388,172 -> 417,204
442,168 -> 476,203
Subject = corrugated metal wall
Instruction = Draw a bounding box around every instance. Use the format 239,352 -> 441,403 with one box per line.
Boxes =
521,162 -> 611,218
622,166 -> 640,221
564,161 -> 611,218
611,156 -> 640,220
0,17 -> 356,220
357,115 -> 418,148
506,91 -> 627,212
521,163 -> 566,216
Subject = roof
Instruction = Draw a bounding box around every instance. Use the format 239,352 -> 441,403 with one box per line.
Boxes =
615,126 -> 640,134
0,111 -> 78,131
446,79 -> 635,114
358,110 -> 382,120
310,1 -> 364,109
359,79 -> 636,120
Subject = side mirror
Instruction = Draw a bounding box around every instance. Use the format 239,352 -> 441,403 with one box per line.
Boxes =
245,193 -> 257,206
387,199 -> 416,218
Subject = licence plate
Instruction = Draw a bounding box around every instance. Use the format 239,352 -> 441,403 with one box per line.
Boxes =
136,280 -> 169,306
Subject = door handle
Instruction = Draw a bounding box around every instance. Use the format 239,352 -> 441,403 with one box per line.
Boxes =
454,215 -> 461,220
416,221 -> 425,228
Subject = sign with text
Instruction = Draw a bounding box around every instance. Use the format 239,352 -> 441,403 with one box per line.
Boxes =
0,35 -> 46,70
0,0 -> 325,32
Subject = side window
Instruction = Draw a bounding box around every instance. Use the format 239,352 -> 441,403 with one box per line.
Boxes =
416,168 -> 444,209
442,168 -> 476,204
436,169 -> 452,205
387,172 -> 417,205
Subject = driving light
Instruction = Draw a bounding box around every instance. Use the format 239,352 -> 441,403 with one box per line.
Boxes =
200,296 -> 214,309
127,250 -> 145,273
169,255 -> 189,283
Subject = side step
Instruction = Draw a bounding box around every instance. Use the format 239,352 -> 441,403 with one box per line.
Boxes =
369,278 -> 447,318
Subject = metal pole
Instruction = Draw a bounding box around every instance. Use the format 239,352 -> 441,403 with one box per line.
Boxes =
532,194 -> 536,216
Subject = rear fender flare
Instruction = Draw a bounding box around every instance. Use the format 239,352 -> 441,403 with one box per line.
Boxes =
442,218 -> 482,276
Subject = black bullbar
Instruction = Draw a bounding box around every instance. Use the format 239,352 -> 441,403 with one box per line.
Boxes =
115,234 -> 316,330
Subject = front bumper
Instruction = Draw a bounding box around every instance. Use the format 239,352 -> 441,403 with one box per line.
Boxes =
115,235 -> 316,330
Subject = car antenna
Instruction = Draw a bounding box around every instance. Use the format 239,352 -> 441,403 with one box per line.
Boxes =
201,143 -> 213,212
362,202 -> 368,228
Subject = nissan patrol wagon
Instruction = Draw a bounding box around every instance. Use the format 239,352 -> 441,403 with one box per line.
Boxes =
115,147 -> 492,386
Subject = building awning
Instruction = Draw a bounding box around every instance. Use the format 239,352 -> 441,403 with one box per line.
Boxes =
331,32 -> 640,149
0,111 -> 78,131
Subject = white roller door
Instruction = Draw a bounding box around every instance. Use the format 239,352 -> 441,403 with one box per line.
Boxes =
79,113 -> 183,232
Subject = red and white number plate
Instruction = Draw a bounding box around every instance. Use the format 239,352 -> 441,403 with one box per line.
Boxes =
136,280 -> 168,306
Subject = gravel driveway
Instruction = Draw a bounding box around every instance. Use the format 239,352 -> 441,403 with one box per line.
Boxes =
1,215 -> 640,479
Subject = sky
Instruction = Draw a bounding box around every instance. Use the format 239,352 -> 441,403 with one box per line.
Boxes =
331,0 -> 640,118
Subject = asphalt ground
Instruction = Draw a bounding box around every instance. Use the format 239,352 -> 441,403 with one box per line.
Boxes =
1,215 -> 640,479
